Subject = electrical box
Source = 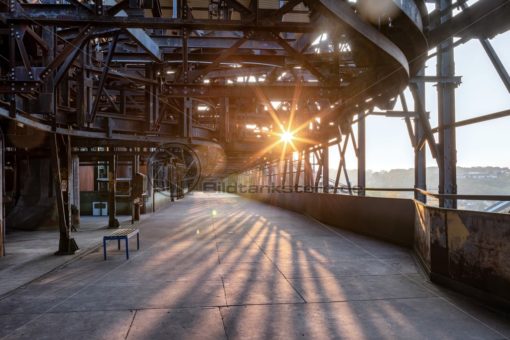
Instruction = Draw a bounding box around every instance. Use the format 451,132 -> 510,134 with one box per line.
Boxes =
92,202 -> 108,216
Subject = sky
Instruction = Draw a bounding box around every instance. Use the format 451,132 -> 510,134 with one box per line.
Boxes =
337,11 -> 510,172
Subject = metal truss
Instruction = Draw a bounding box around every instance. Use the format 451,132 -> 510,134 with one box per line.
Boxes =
234,0 -> 510,210
2,0 -> 510,212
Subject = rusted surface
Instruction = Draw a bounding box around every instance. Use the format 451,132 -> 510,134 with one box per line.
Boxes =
449,210 -> 510,300
414,202 -> 431,270
415,202 -> 510,304
429,208 -> 449,276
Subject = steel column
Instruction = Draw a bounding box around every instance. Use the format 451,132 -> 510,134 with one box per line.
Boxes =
50,134 -> 79,254
357,114 -> 366,196
183,97 -> 192,138
414,70 -> 427,203
437,0 -> 457,208
71,155 -> 81,226
8,24 -> 16,117
322,146 -> 329,193
294,152 -> 302,190
304,150 -> 312,191
131,154 -> 140,222
281,158 -> 288,188
288,155 -> 294,191
0,129 -> 4,256
108,152 -> 118,228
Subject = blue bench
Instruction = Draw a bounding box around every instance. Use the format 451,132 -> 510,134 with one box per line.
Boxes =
103,228 -> 140,260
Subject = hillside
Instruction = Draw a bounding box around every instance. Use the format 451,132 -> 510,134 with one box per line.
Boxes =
335,167 -> 510,211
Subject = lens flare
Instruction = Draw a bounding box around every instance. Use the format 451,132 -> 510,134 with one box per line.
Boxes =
281,131 -> 293,143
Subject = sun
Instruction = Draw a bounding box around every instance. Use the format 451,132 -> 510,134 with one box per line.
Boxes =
280,131 -> 294,143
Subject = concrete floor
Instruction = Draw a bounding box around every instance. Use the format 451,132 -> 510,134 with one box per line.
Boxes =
0,192 -> 509,339
0,216 -> 133,296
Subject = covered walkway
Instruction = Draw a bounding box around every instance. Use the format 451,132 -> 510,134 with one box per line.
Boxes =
0,193 -> 508,339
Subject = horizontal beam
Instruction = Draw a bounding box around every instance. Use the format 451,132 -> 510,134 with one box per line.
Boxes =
431,109 -> 510,132
427,0 -> 510,47
7,12 -> 314,32
0,106 -> 216,144
369,110 -> 419,118
416,188 -> 510,202
410,75 -> 462,85
163,84 -> 342,99
153,36 -> 286,50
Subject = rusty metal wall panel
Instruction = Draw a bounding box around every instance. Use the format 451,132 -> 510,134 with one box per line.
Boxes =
448,209 -> 510,301
414,202 -> 431,271
429,208 -> 449,276
415,203 -> 510,307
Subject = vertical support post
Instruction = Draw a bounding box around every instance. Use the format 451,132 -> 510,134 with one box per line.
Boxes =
437,0 -> 457,208
183,97 -> 192,138
77,43 -> 92,127
144,64 -> 160,132
224,97 -> 230,143
51,134 -> 79,255
63,135 -> 71,244
108,152 -> 118,228
357,115 -> 366,196
42,24 -> 56,125
304,149 -> 312,191
295,151 -> 302,190
145,64 -> 155,131
414,70 -> 427,203
268,162 -> 273,187
314,150 -> 322,193
147,158 -> 153,211
9,24 -> 16,118
0,128 -> 4,257
322,145 -> 329,193
281,158 -> 287,188
288,154 -> 294,191
131,154 -> 140,222
71,154 -> 80,226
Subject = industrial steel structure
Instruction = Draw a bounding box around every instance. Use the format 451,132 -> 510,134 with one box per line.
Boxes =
0,0 -> 509,312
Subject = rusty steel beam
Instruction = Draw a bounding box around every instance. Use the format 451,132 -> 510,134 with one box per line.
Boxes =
89,32 -> 120,123
427,0 -> 510,47
164,84 -> 342,99
190,37 -> 249,82
50,134 -> 79,255
270,32 -> 326,83
39,25 -> 93,83
7,12 -> 314,32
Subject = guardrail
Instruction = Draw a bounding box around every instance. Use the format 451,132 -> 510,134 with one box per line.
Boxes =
226,184 -> 510,202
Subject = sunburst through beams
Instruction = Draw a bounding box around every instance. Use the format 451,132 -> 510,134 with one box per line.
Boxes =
242,77 -> 344,169
247,83 -> 329,166
280,131 -> 294,143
